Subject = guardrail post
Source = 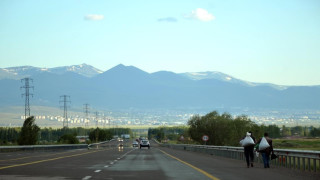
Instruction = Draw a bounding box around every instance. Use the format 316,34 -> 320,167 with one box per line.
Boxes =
289,156 -> 292,169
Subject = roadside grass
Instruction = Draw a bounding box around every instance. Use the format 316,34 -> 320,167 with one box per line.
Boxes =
273,138 -> 320,151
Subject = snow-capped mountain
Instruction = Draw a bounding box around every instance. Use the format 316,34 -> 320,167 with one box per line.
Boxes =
0,63 -> 103,79
0,64 -> 319,110
49,64 -> 103,77
180,71 -> 288,90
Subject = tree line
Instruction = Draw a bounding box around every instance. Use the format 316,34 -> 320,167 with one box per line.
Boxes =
148,111 -> 320,146
0,116 -> 132,145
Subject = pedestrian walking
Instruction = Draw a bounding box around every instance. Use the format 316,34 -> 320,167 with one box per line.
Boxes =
242,131 -> 256,168
257,132 -> 273,168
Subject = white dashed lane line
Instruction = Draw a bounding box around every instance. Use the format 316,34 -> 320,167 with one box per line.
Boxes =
82,176 -> 92,180
84,148 -> 136,180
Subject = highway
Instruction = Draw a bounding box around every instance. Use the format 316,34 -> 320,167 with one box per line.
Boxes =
0,140 -> 318,180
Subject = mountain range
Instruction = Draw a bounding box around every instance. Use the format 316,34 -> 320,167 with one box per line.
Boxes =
0,64 -> 319,110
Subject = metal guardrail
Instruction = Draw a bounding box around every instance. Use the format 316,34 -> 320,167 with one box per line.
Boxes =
88,139 -> 116,149
161,143 -> 320,173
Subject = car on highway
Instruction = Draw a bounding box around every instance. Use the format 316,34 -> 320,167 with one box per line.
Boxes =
132,141 -> 139,147
140,139 -> 150,149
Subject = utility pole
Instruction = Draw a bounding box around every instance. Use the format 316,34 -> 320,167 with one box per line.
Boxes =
60,95 -> 70,128
21,78 -> 34,119
94,111 -> 99,128
83,104 -> 90,128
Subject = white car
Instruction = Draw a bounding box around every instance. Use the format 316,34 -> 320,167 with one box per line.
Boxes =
140,140 -> 150,149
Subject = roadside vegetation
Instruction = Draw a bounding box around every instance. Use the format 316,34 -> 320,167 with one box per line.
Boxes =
18,116 -> 40,145
0,117 -> 132,145
273,139 -> 320,151
148,111 -> 320,151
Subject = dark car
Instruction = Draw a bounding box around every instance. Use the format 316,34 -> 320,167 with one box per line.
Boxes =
132,141 -> 139,147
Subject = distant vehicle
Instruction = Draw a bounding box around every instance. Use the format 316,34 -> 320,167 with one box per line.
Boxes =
140,139 -> 150,149
132,141 -> 139,147
121,134 -> 130,139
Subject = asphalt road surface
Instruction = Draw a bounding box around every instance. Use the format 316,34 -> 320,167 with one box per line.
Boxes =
0,140 -> 319,180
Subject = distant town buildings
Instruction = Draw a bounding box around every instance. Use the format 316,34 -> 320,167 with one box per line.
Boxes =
17,109 -> 320,127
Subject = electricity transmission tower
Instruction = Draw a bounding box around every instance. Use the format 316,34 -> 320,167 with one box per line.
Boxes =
103,115 -> 107,128
21,78 -> 34,119
94,111 -> 99,127
83,104 -> 90,128
60,95 -> 71,128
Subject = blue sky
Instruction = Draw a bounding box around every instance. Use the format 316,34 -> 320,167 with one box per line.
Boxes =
0,0 -> 319,86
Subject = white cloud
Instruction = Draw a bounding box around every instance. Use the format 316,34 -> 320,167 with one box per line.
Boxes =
84,14 -> 104,21
185,8 -> 215,22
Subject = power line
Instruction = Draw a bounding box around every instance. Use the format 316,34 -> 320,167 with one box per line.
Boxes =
83,103 -> 90,128
60,95 -> 71,128
21,78 -> 34,118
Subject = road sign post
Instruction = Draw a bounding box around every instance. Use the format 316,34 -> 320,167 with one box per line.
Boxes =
202,135 -> 209,145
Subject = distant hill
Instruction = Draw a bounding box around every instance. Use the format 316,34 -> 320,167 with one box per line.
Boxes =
0,64 -> 319,110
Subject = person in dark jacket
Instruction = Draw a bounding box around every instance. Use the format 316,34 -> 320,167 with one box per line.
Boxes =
243,131 -> 256,168
257,132 -> 273,168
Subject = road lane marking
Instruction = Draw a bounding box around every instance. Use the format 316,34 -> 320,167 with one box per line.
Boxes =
82,176 -> 92,180
0,149 -> 87,162
159,149 -> 220,180
94,170 -> 101,173
0,156 -> 35,162
0,149 -> 110,170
